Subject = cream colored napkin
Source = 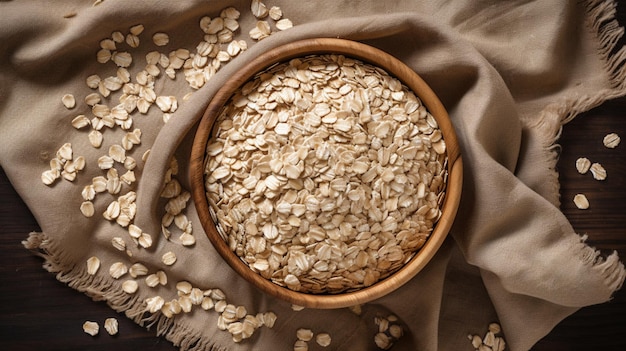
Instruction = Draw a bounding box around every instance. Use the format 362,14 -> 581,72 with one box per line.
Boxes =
1,0 -> 625,350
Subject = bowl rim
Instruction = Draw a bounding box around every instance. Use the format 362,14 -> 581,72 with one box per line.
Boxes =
190,37 -> 462,309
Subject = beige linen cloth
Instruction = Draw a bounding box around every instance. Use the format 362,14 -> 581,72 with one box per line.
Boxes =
1,0 -> 625,350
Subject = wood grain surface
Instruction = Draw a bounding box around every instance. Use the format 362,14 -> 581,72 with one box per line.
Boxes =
2,14 -> 626,351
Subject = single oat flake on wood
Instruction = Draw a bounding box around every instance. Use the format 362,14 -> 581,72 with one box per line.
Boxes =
603,132 -> 621,148
82,321 -> 99,336
590,162 -> 607,180
573,193 -> 590,209
575,157 -> 591,174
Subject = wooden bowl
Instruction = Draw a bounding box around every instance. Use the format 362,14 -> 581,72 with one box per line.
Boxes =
190,38 -> 462,309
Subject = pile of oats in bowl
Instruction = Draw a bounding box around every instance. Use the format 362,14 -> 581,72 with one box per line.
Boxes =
203,54 -> 448,294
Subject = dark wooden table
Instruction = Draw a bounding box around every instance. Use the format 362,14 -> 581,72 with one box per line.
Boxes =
2,8 -> 626,350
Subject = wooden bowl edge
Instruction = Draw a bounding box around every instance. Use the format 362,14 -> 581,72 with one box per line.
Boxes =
189,38 -> 463,309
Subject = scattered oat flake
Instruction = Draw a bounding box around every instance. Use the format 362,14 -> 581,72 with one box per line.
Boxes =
603,132 -> 620,149
83,321 -> 99,336
112,51 -> 132,68
80,201 -> 95,217
130,24 -> 145,36
126,34 -> 140,48
39,17 -> 305,341
269,6 -> 282,20
109,262 -> 128,279
575,157 -> 591,174
145,296 -> 165,313
573,193 -> 590,209
291,304 -> 305,311
129,263 -> 148,278
153,32 -> 169,46
62,94 -> 76,109
100,38 -> 116,50
86,256 -> 100,275
251,0 -> 269,19
112,31 -> 125,43
293,339 -> 308,351
468,322 -> 506,351
104,318 -> 119,335
276,18 -> 293,31
249,21 -> 271,40
590,162 -> 607,180
162,251 -> 177,265
145,273 -> 160,287
86,74 -> 101,88
374,332 -> 391,350
122,280 -> 139,294
296,328 -> 314,342
316,333 -> 332,347
41,169 -> 59,186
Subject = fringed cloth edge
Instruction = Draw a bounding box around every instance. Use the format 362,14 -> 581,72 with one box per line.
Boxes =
528,0 -> 626,295
22,231 -> 228,351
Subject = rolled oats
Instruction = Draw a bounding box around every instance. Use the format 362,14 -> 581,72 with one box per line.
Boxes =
297,328 -> 314,342
145,296 -> 165,313
180,232 -> 196,246
138,232 -> 153,248
111,237 -> 126,251
152,32 -> 170,46
293,339 -> 308,351
80,201 -> 95,217
221,6 -> 240,19
145,273 -> 160,288
316,333 -> 332,347
603,132 -> 620,149
374,332 -> 391,350
104,318 -> 119,335
590,162 -> 607,180
111,31 -> 125,43
83,321 -> 99,336
56,143 -> 73,161
41,5 -> 309,344
275,18 -> 293,31
251,0 -> 268,19
86,256 -> 101,275
129,263 -> 148,278
122,279 -> 138,294
109,262 -> 128,279
468,322 -> 506,351
40,169 -> 58,185
204,54 -> 448,293
88,130 -> 104,148
100,38 -> 116,51
249,21 -> 271,40
573,193 -> 590,209
269,6 -> 282,21
97,48 -> 112,63
112,51 -> 133,68
62,94 -> 76,109
162,251 -> 177,266
126,33 -> 140,48
86,74 -> 101,89
575,157 -> 591,174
